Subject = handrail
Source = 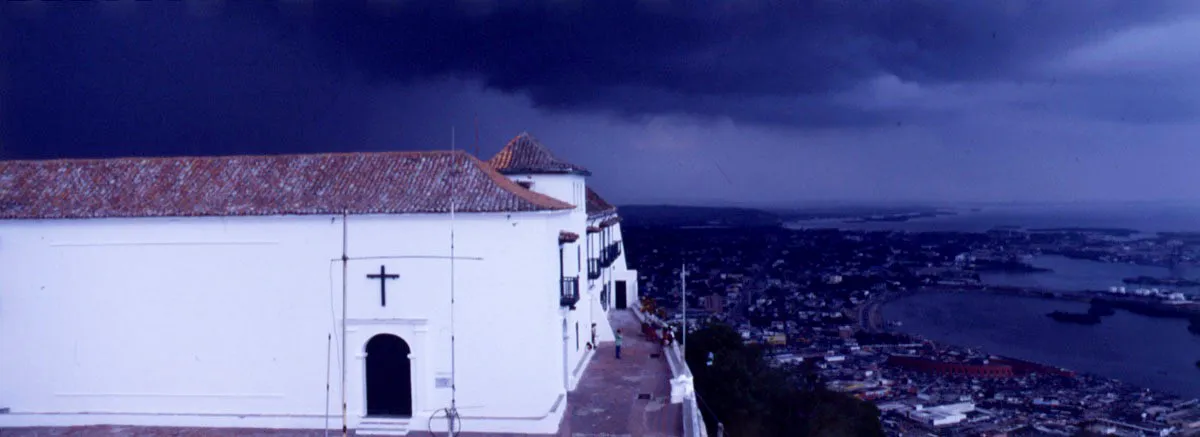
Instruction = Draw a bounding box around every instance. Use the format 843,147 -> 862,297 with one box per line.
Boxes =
631,304 -> 708,437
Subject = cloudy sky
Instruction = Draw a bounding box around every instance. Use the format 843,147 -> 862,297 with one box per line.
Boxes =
2,0 -> 1199,206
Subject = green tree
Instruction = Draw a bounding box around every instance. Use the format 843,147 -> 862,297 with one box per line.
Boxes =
685,323 -> 884,437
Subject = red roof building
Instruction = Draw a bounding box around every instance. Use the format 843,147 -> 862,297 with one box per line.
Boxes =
0,132 -> 659,437
0,150 -> 571,220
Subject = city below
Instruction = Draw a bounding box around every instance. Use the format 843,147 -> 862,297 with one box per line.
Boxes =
623,204 -> 1200,437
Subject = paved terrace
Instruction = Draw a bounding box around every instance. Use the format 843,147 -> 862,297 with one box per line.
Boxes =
560,309 -> 682,437
0,311 -> 682,437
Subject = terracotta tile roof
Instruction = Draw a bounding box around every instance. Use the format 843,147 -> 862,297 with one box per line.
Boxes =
487,132 -> 591,176
0,150 -> 574,220
559,231 -> 580,243
586,187 -> 617,218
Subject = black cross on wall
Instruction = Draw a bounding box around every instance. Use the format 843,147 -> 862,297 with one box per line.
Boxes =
366,265 -> 400,306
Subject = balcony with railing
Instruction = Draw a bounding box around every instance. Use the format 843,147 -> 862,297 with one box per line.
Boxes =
588,258 -> 601,280
560,276 -> 580,308
599,242 -> 622,268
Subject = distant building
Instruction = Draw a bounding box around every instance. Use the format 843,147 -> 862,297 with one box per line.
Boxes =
771,354 -> 804,366
700,293 -> 725,313
887,355 -> 1015,378
907,402 -> 975,427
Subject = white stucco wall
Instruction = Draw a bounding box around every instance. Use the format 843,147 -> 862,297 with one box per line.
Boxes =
0,209 -> 574,434
504,172 -> 598,393
609,223 -> 640,308
506,174 -> 586,216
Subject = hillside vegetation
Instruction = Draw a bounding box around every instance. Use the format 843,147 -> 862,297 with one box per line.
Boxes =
684,323 -> 885,437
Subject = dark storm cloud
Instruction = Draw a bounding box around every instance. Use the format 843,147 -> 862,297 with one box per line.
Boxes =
285,0 -> 1194,126
1,0 -> 1196,163
0,2 -> 372,159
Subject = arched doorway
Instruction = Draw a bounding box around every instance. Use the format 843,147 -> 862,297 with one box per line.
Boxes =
365,334 -> 413,417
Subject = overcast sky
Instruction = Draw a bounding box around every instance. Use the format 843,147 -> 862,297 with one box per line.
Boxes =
3,0 -> 1199,206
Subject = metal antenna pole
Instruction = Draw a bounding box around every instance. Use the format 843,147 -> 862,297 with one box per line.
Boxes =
325,333 -> 331,437
681,263 -> 687,357
341,211 -> 349,437
449,126 -> 460,437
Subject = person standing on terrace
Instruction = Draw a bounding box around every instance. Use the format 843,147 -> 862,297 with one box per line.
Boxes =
615,329 -> 623,359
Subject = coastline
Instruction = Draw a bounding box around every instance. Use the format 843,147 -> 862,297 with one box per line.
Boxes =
864,285 -> 1200,330
858,285 -> 1092,333
863,287 -> 1200,400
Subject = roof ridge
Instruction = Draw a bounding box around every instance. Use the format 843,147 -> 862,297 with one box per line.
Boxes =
0,150 -> 572,219
2,150 -> 460,166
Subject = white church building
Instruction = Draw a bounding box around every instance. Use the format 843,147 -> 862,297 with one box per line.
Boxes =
0,133 -> 642,435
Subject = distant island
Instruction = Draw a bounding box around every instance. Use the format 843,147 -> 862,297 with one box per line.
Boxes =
1047,311 -> 1102,325
618,205 -> 782,229
619,204 -> 961,229
1123,276 -> 1200,287
1159,232 -> 1200,244
842,211 -> 957,223
1029,227 -> 1141,237
773,205 -> 955,222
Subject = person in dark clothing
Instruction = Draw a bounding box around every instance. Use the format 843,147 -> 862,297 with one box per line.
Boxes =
614,329 -> 623,359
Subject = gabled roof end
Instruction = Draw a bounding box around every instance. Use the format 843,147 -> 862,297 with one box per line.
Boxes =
487,132 -> 591,176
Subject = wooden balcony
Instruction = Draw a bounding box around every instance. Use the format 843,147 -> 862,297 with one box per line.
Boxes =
599,242 -> 622,268
560,276 -> 580,308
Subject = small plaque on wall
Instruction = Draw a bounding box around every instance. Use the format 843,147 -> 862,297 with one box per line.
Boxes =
435,377 -> 453,388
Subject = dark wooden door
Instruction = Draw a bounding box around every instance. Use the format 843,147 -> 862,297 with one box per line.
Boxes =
615,281 -> 628,310
366,334 -> 413,417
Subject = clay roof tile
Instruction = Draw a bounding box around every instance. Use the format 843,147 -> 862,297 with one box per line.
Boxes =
487,132 -> 590,176
0,150 -> 573,220
586,186 -> 617,218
